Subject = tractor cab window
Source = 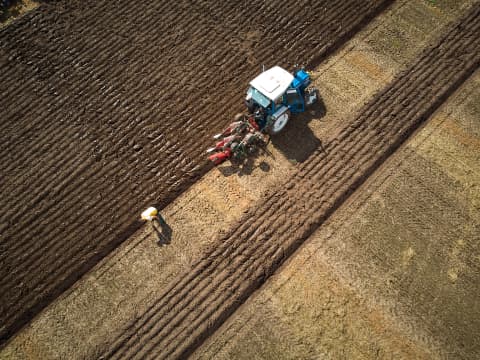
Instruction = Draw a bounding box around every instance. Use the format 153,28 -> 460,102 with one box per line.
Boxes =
247,86 -> 270,109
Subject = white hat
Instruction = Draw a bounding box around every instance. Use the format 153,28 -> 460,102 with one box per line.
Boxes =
141,206 -> 158,221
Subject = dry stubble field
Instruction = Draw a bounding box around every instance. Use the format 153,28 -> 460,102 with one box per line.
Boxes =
0,0 -> 392,343
1,0 -> 479,359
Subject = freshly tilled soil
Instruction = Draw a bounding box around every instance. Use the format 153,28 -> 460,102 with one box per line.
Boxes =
0,0 -> 393,343
99,4 -> 480,359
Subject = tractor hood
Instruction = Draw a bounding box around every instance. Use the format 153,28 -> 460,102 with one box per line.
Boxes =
249,66 -> 294,102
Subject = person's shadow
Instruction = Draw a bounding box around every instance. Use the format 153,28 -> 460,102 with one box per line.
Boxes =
151,218 -> 172,246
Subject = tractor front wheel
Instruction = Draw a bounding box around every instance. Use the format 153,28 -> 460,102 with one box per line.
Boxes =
305,87 -> 318,106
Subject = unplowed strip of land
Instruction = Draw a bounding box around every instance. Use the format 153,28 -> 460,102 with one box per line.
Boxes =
0,0 -> 393,343
100,4 -> 480,359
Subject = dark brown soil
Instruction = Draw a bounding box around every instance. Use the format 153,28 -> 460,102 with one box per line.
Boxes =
0,0 -> 394,345
100,4 -> 480,359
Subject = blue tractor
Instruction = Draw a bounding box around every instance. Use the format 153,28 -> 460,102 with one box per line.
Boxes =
207,66 -> 318,165
245,66 -> 318,134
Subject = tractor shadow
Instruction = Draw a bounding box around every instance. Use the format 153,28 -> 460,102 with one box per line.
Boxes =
216,95 -> 326,176
270,95 -> 327,163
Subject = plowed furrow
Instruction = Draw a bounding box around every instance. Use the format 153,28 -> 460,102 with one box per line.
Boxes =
0,21 -> 248,213
0,0 -> 393,343
101,5 -> 480,359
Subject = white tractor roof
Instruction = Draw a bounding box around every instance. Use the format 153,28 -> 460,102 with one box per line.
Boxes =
249,66 -> 294,101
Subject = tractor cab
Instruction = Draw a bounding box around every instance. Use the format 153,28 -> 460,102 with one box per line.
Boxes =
245,66 -> 316,134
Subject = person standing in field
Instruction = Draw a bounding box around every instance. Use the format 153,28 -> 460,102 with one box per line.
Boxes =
141,206 -> 169,245
141,206 -> 165,223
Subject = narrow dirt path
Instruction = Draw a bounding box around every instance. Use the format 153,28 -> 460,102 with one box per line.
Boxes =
101,4 -> 480,358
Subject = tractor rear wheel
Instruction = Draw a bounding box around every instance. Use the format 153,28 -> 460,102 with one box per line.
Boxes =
269,110 -> 290,135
